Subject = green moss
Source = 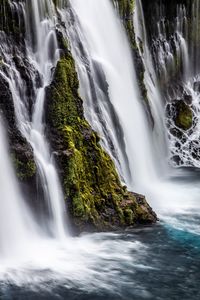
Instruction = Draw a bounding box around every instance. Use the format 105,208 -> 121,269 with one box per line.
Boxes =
174,101 -> 193,130
11,153 -> 36,181
116,0 -> 136,48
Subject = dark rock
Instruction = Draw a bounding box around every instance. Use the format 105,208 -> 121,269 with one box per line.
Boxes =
169,127 -> 183,139
184,94 -> 192,105
171,155 -> 182,165
194,81 -> 200,92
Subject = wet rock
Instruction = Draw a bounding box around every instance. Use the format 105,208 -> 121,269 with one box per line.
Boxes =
184,94 -> 192,105
189,140 -> 200,160
171,155 -> 182,165
169,127 -> 183,139
172,100 -> 193,130
193,81 -> 200,92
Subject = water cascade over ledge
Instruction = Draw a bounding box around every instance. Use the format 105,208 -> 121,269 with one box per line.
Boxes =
0,119 -> 36,257
0,0 -> 67,238
66,0 -> 158,188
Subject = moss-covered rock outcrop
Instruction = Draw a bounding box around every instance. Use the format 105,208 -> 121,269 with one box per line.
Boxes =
173,100 -> 193,130
45,48 -> 157,233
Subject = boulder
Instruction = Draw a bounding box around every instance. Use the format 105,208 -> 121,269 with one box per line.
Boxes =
172,100 -> 193,130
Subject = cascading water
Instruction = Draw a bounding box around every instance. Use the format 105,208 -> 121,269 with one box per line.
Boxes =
0,0 -> 67,238
58,1 -> 131,181
134,0 -> 168,173
0,118 -> 36,258
65,0 -> 159,192
142,0 -> 200,169
131,0 -> 200,213
25,0 -> 67,238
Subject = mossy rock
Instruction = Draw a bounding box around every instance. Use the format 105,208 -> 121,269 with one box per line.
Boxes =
173,100 -> 193,130
11,153 -> 36,181
45,38 -> 157,233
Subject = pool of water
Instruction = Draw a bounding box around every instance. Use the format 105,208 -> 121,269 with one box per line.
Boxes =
0,212 -> 199,300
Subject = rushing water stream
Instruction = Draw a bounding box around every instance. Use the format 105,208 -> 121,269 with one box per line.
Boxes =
0,0 -> 200,299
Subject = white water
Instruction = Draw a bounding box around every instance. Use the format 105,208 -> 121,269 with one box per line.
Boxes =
133,0 -> 200,213
24,0 -> 67,238
58,2 -> 131,180
0,119 -> 38,258
134,0 -> 168,173
0,114 -> 150,292
0,0 -> 67,238
68,0 -> 158,189
145,0 -> 200,169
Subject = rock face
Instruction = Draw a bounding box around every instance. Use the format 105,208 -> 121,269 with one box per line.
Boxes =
45,47 -> 157,233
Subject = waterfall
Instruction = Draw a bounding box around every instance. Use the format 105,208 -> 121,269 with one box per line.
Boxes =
0,0 -> 67,238
0,118 -> 35,257
65,0 -> 158,190
134,0 -> 168,174
142,0 -> 200,169
148,3 -> 190,83
62,0 -> 200,213
25,0 -> 67,238
58,2 -> 131,181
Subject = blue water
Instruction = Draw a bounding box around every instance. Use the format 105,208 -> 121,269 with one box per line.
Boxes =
0,213 -> 199,300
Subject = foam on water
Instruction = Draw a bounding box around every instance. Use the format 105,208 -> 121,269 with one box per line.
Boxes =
0,233 -> 148,294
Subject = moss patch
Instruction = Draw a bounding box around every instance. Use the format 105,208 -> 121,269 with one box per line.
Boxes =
11,153 -> 36,181
174,100 -> 193,130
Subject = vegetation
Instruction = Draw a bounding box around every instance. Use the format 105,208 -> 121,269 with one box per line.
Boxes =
174,100 -> 193,130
